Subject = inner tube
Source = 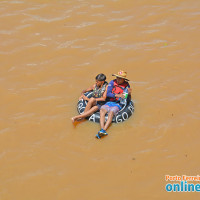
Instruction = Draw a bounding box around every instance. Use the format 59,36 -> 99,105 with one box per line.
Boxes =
77,91 -> 134,123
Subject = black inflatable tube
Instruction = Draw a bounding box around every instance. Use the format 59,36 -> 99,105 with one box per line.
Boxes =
77,92 -> 134,123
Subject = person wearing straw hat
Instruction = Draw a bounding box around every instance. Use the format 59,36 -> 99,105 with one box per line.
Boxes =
96,70 -> 132,139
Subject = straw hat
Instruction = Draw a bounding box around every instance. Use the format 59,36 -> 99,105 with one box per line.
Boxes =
112,70 -> 129,81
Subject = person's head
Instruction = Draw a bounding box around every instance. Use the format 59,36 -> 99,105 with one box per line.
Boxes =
95,73 -> 106,87
112,70 -> 129,84
116,76 -> 125,84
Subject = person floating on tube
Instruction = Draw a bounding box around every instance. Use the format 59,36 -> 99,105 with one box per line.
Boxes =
96,70 -> 132,139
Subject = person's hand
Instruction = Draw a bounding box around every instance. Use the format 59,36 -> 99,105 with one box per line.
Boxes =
127,88 -> 132,95
115,93 -> 124,98
82,95 -> 89,101
81,90 -> 86,94
90,97 -> 97,104
79,94 -> 84,100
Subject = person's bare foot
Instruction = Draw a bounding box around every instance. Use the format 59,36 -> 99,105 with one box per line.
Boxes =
72,117 -> 83,123
71,117 -> 76,123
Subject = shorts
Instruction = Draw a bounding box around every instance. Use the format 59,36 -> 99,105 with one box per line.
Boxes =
101,102 -> 121,115
96,103 -> 103,110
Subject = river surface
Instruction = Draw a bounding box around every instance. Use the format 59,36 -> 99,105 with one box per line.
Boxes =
0,0 -> 200,199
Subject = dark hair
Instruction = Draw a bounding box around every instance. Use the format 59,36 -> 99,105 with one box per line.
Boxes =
95,73 -> 106,81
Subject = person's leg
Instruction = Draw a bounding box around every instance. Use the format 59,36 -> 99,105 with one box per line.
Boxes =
97,106 -> 110,138
104,111 -> 114,131
104,106 -> 120,130
100,108 -> 108,129
72,106 -> 98,122
84,97 -> 96,112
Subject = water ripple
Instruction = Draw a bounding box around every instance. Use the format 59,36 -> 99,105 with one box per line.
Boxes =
0,30 -> 16,35
22,13 -> 70,23
150,58 -> 167,63
57,39 -> 87,49
90,4 -> 104,8
146,20 -> 168,28
12,113 -> 35,120
0,43 -> 47,55
65,22 -> 96,29
30,96 -> 61,102
142,29 -> 159,34
108,15 -> 133,22
0,128 -> 11,135
160,93 -> 187,102
37,79 -> 65,87
8,1 -> 24,4
190,11 -> 200,15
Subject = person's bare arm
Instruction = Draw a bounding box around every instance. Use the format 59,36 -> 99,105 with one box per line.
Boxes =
81,84 -> 95,95
79,84 -> 95,101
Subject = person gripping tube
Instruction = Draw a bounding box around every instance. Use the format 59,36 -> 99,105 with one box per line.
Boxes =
72,73 -> 108,122
96,70 -> 132,138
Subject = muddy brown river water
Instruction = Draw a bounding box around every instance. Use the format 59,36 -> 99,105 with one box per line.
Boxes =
0,0 -> 200,199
